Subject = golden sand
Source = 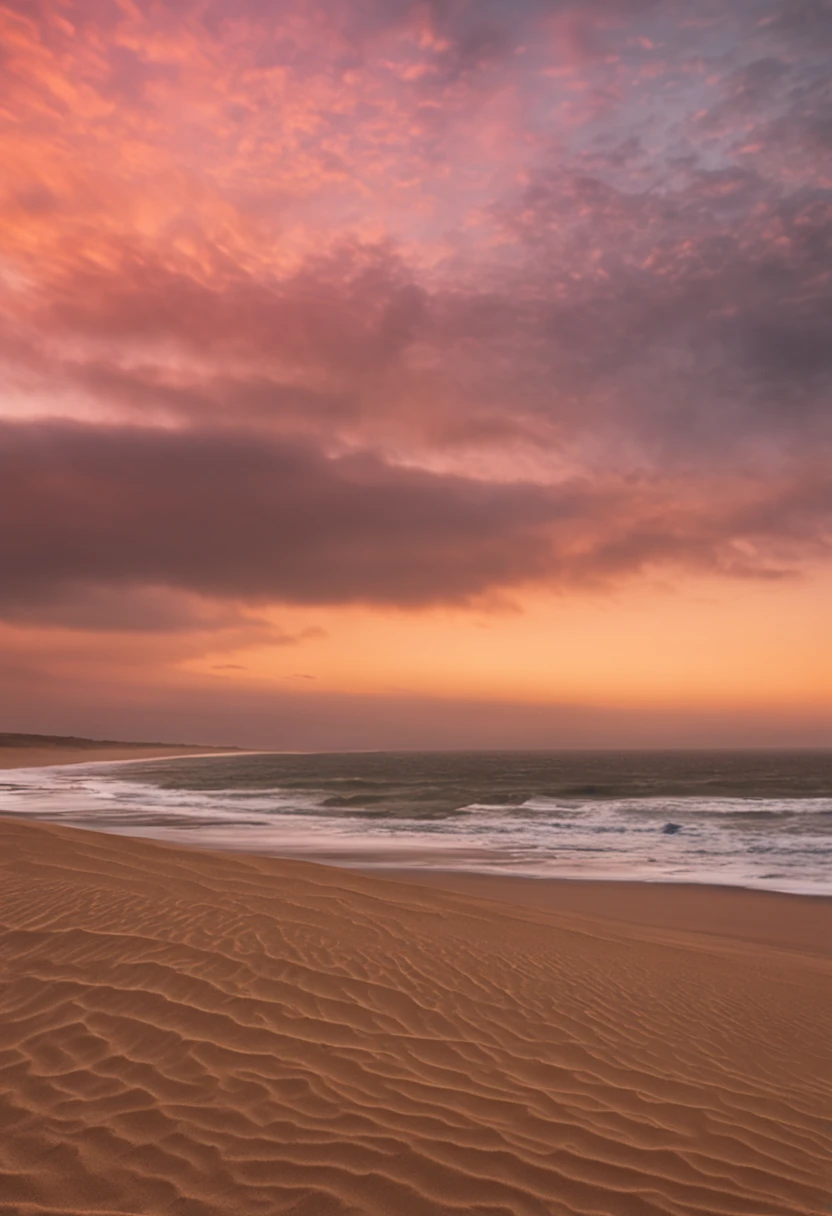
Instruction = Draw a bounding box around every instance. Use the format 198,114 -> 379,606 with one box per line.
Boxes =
0,815 -> 829,1216
374,869 -> 832,958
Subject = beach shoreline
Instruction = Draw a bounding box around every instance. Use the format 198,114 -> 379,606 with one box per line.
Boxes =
0,743 -> 243,771
2,744 -> 831,922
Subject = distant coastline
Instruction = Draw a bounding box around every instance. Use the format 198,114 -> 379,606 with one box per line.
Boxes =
0,731 -> 240,771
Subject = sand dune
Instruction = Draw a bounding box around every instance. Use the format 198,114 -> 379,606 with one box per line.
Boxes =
0,820 -> 829,1216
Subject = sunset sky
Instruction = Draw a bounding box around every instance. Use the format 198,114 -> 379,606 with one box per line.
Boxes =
1,0 -> 830,748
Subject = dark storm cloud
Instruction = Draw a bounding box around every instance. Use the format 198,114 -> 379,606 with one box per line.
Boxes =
0,584 -> 282,637
1,420 -> 829,619
0,420 -> 566,609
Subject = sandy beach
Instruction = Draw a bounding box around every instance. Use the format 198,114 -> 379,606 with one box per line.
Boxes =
373,869 -> 832,958
0,797 -> 829,1216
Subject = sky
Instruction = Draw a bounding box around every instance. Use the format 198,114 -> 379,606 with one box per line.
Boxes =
1,0 -> 830,749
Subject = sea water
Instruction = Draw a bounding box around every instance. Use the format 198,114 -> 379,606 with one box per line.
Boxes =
2,750 -> 830,895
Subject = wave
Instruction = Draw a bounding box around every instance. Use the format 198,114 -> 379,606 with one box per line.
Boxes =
1,758 -> 831,896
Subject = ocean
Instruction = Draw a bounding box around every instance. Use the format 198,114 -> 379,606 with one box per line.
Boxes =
2,750 -> 831,895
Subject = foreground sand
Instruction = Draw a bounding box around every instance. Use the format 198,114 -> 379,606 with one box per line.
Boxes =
0,820 -> 829,1216
372,869 -> 832,958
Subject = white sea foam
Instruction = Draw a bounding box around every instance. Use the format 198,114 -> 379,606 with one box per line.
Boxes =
1,760 -> 830,895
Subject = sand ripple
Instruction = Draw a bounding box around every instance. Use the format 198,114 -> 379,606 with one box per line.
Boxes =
0,820 -> 829,1215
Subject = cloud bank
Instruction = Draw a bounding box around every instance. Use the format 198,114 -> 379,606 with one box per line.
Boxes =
2,420 -> 829,615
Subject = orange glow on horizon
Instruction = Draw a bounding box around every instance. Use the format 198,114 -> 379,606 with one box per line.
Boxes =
180,569 -> 832,711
